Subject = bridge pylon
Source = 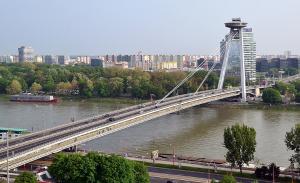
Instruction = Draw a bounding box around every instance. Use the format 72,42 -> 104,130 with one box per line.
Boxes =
218,18 -> 247,102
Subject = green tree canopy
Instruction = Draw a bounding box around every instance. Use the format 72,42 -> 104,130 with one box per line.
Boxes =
133,161 -> 150,183
262,88 -> 282,104
224,123 -> 256,173
50,152 -> 150,183
220,175 -> 237,183
15,172 -> 37,183
285,123 -> 300,168
6,79 -> 22,94
49,153 -> 96,183
87,153 -> 134,183
30,82 -> 42,93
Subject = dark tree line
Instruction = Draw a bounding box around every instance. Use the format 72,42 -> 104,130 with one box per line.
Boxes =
0,63 -> 222,99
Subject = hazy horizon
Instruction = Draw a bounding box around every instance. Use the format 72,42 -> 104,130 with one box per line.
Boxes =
1,0 -> 299,55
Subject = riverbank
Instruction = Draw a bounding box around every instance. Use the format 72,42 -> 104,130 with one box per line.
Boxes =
206,101 -> 300,111
0,94 -> 146,105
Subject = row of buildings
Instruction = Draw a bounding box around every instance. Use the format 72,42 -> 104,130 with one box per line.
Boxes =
256,57 -> 300,72
0,46 -> 220,70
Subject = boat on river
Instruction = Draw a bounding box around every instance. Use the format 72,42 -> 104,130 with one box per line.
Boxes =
10,93 -> 58,103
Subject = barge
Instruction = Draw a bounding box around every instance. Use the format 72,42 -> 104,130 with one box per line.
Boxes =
10,93 -> 58,103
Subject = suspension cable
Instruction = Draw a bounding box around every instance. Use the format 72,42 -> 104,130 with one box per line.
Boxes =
194,32 -> 237,94
156,31 -> 236,106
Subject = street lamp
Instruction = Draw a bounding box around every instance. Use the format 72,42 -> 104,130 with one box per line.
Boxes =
6,131 -> 10,183
169,144 -> 175,166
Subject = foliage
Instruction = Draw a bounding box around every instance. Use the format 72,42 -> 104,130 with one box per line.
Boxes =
274,81 -> 296,95
254,165 -> 268,179
285,123 -> 300,167
133,161 -> 150,183
224,123 -> 256,173
50,152 -> 150,183
292,80 -> 300,92
87,153 -> 134,183
224,77 -> 239,88
254,163 -> 280,180
0,63 -> 220,98
295,93 -> 300,103
48,153 -> 96,183
15,172 -> 37,183
262,88 -> 282,104
284,68 -> 299,76
220,175 -> 237,183
30,82 -> 42,93
6,79 -> 22,94
268,163 -> 280,179
0,78 -> 9,93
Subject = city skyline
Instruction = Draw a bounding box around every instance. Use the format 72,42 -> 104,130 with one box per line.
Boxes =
1,0 -> 300,55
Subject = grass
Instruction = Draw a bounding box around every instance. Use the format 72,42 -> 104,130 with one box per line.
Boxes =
142,161 -> 294,183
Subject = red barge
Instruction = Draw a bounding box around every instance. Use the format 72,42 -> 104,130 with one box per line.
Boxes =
10,93 -> 58,103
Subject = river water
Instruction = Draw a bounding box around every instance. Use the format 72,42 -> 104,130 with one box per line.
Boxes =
0,98 -> 299,167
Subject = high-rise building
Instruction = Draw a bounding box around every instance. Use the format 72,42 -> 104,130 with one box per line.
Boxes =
33,55 -> 43,63
0,56 -> 14,63
91,58 -> 103,67
242,28 -> 256,83
44,55 -> 54,64
18,46 -> 34,62
57,55 -> 69,65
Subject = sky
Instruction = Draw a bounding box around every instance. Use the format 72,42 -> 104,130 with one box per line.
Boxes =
0,0 -> 299,55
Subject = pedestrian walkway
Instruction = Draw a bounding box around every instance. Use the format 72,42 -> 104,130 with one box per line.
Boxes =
150,172 -> 208,183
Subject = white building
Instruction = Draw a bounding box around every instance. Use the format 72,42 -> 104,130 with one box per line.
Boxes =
0,56 -> 14,63
242,28 -> 256,83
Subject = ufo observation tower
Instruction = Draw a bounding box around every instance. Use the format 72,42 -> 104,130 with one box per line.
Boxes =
218,18 -> 248,102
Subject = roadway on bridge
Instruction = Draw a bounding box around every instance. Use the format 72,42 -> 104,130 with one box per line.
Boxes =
0,88 -> 241,170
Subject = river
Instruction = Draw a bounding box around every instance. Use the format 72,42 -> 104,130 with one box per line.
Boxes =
0,97 -> 299,167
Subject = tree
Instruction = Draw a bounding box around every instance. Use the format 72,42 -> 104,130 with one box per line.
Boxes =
6,79 -> 22,94
0,78 -> 9,94
56,82 -> 72,95
255,163 -> 280,180
94,78 -> 110,97
267,163 -> 280,179
274,82 -> 288,95
262,88 -> 282,104
43,75 -> 55,92
15,172 -> 37,183
80,78 -> 94,97
255,165 -> 268,179
30,82 -> 42,93
295,93 -> 300,103
220,175 -> 236,183
224,124 -> 256,173
292,80 -> 300,92
88,153 -> 135,183
49,153 -> 96,183
285,124 -> 300,168
108,77 -> 124,97
133,161 -> 150,183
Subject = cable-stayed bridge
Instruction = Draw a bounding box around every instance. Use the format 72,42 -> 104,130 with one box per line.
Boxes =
0,18 -> 299,171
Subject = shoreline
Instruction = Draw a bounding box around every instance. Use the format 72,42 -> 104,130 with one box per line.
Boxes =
2,94 -> 300,110
205,101 -> 300,111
